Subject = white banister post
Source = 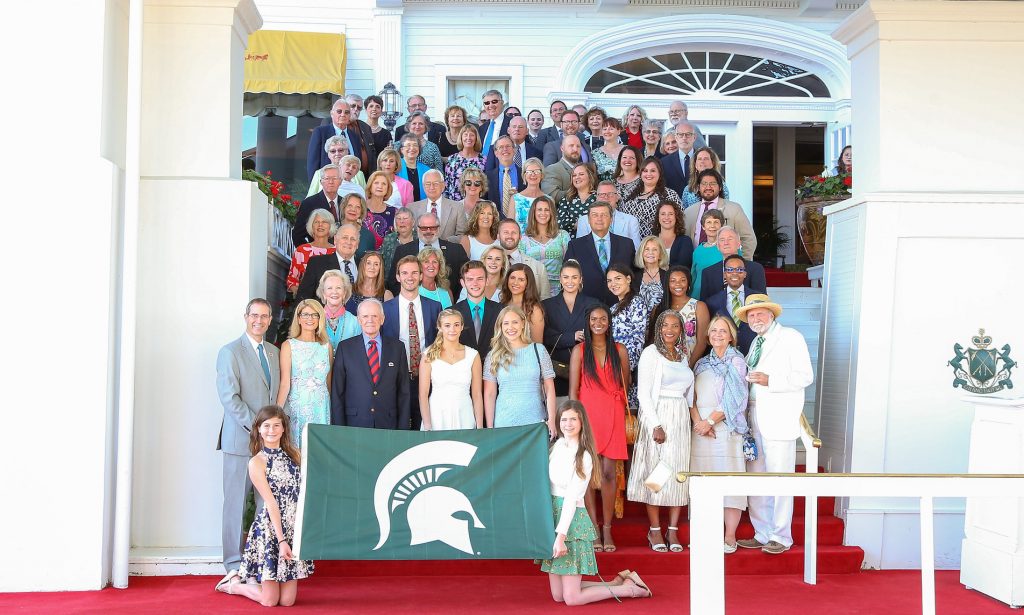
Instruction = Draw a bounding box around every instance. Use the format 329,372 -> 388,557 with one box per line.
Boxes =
804,446 -> 819,585
920,496 -> 936,615
688,476 -> 726,615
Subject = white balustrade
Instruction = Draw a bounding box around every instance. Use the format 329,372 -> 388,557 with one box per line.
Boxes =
685,472 -> 1024,615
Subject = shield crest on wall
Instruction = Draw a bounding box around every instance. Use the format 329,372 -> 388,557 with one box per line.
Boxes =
967,348 -> 998,382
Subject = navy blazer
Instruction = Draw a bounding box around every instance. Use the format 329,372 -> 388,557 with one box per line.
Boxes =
455,298 -> 501,352
661,150 -> 691,197
306,121 -> 377,181
484,164 -> 526,207
541,292 -> 601,395
483,141 -> 542,172
669,235 -> 695,270
699,257 -> 767,302
381,295 -> 443,367
705,286 -> 762,354
330,335 -> 410,429
562,233 -> 635,308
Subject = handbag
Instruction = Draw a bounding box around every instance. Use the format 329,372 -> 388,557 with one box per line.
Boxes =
742,433 -> 758,462
624,411 -> 639,445
546,333 -> 570,379
643,449 -> 673,493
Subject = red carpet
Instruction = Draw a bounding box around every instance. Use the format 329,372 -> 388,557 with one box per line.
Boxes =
0,572 -> 1012,614
764,268 -> 812,287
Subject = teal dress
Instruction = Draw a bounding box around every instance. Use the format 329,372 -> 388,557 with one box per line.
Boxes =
282,339 -> 331,448
691,244 -> 723,300
419,285 -> 453,309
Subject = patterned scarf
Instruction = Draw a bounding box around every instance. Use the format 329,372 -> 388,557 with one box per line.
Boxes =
694,346 -> 749,434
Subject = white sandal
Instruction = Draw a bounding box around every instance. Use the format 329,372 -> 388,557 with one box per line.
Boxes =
647,527 -> 668,553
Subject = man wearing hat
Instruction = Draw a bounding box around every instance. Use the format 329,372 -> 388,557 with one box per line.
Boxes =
733,294 -> 814,555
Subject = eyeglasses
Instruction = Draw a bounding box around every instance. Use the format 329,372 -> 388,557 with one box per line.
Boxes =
561,119 -> 580,125
724,267 -> 746,273
596,192 -> 618,199
464,180 -> 483,187
327,148 -> 347,154
321,176 -> 341,183
677,132 -> 696,138
524,169 -> 542,175
698,181 -> 719,188
483,99 -> 501,106
643,129 -> 661,135
298,312 -> 321,320
418,225 -> 440,231
247,314 -> 271,320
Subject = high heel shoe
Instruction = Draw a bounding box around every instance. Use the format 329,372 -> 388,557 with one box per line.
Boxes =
647,527 -> 668,553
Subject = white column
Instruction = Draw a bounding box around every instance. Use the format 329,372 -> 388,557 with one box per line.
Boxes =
820,0 -> 1024,569
130,0 -> 268,570
5,0 -> 127,591
373,8 -> 404,93
960,395 -> 1024,607
774,127 -> 797,265
731,118 -> 754,223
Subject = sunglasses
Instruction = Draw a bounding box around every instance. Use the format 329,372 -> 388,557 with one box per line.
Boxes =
464,180 -> 483,187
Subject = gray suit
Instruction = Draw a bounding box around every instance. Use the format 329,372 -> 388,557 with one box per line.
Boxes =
541,158 -> 575,204
409,197 -> 468,241
532,125 -> 561,152
215,334 -> 279,572
541,137 -> 594,167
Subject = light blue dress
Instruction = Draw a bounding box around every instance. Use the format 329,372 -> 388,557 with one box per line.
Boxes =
520,230 -> 571,297
325,312 -> 361,350
690,244 -> 723,300
483,343 -> 555,427
283,339 -> 331,448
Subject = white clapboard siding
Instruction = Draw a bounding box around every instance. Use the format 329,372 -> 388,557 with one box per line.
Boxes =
815,206 -> 863,478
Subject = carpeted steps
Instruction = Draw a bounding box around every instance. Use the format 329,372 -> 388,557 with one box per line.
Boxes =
313,492 -> 864,577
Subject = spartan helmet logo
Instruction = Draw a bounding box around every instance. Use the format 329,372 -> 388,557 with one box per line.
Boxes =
372,441 -> 486,555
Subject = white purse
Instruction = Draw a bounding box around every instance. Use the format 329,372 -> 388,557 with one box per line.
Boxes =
643,447 -> 673,493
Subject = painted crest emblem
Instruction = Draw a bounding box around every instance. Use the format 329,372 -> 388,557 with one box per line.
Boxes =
948,329 -> 1015,394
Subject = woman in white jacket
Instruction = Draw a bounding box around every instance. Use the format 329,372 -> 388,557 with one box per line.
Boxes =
626,310 -> 696,554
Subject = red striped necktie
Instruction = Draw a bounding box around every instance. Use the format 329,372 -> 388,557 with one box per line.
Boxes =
367,339 -> 380,385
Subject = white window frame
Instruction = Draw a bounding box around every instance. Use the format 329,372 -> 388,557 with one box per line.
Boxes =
432,64 -> 524,111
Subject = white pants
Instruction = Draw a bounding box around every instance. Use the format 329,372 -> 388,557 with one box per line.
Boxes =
745,399 -> 797,547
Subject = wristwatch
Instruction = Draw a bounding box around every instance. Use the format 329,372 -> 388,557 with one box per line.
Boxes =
707,417 -> 716,427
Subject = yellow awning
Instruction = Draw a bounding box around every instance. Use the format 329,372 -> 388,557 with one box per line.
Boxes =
244,30 -> 346,95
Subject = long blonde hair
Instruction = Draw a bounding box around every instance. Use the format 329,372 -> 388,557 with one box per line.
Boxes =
488,305 -> 532,374
417,246 -> 450,291
424,308 -> 464,363
288,299 -> 330,344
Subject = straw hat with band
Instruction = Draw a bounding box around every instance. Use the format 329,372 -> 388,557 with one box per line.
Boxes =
733,293 -> 783,323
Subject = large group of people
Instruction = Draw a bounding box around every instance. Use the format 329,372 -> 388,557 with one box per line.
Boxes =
217,89 -> 823,607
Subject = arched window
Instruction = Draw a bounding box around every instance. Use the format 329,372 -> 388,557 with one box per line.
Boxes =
585,52 -> 831,98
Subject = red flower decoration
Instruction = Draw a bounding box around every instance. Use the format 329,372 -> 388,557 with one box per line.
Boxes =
817,176 -> 826,183
842,176 -> 852,187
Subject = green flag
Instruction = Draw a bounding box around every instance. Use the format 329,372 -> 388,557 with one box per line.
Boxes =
294,423 -> 555,560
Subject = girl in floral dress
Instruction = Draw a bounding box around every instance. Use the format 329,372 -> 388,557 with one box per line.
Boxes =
606,263 -> 660,409
215,405 -> 313,606
538,400 -> 651,605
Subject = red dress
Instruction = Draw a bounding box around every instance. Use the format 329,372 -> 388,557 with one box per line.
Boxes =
578,343 -> 628,460
624,128 -> 643,150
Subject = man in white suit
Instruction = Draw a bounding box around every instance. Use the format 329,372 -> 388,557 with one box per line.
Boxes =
733,294 -> 813,555
409,169 -> 467,240
215,298 -> 279,577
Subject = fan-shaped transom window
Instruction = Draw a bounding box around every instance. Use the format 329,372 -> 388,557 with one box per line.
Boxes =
585,52 -> 831,98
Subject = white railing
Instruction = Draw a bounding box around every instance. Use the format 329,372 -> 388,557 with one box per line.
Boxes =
684,472 -> 1024,615
269,204 -> 293,259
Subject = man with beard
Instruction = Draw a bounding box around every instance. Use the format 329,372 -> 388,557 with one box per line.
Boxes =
541,109 -> 592,166
733,294 -> 813,556
540,134 -> 583,204
683,169 -> 756,258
